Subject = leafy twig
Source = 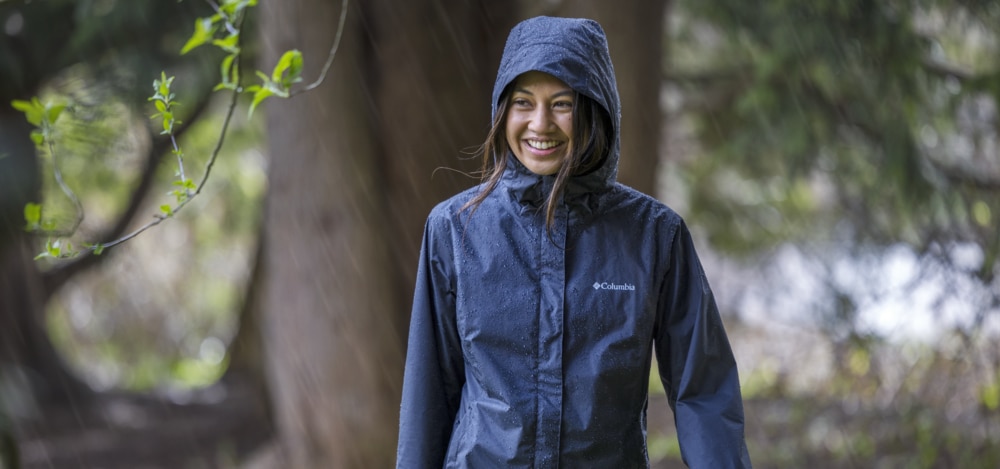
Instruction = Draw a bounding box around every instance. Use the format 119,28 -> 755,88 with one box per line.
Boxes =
99,12 -> 249,252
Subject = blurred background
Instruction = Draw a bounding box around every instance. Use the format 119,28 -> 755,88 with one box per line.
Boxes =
1,0 -> 998,467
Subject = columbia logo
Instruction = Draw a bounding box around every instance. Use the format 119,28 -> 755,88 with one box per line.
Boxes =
592,281 -> 635,291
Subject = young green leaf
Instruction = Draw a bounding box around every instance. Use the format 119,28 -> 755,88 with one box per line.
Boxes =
46,103 -> 66,124
23,202 -> 41,230
248,87 -> 273,119
48,239 -> 61,258
158,72 -> 173,96
272,50 -> 303,87
12,99 -> 43,126
181,17 -> 218,55
212,33 -> 240,53
219,54 -> 237,88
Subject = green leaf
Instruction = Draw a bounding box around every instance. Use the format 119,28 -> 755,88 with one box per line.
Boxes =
212,33 -> 240,53
220,54 -> 237,86
248,87 -> 273,119
159,72 -> 172,94
47,240 -> 61,258
154,100 -> 167,113
11,99 -> 34,113
220,1 -> 237,16
23,202 -> 41,230
12,99 -> 43,126
30,131 -> 44,146
972,200 -> 991,227
181,17 -> 218,55
272,49 -> 303,87
160,205 -> 174,217
173,178 -> 197,191
46,103 -> 66,124
92,243 -> 105,256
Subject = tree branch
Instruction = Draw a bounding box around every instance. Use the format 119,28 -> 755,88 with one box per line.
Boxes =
924,156 -> 1000,191
41,87 -> 215,298
290,0 -> 349,96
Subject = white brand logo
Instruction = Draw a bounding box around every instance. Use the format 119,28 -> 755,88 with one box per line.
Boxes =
592,281 -> 635,291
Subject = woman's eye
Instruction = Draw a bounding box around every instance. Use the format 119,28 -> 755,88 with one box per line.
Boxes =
512,98 -> 531,107
554,101 -> 573,109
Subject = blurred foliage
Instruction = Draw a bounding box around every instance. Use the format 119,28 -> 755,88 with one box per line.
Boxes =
669,0 -> 1000,280
1,0 -> 266,391
0,0 -> 220,102
660,4 -> 1000,465
44,99 -> 266,391
648,327 -> 1000,468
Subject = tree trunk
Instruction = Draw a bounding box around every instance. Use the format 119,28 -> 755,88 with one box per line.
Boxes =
553,0 -> 668,197
0,108 -> 89,414
257,1 -> 515,466
259,1 -> 399,466
370,0 -> 517,309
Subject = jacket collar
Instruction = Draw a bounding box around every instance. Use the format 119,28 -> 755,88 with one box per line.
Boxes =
501,154 -> 607,217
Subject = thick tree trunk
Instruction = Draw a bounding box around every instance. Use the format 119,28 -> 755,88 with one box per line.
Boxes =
0,109 -> 89,413
259,1 -> 400,467
257,1 -> 515,466
370,0 -> 517,315
553,0 -> 668,197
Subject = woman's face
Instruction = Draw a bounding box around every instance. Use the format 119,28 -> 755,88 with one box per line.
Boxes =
505,71 -> 575,176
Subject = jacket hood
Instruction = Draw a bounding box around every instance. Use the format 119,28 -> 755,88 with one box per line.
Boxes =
493,16 -> 622,201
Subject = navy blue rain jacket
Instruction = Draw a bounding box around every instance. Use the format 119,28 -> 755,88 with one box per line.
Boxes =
397,16 -> 752,469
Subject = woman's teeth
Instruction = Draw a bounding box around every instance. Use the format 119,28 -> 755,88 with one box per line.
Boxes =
527,140 -> 559,150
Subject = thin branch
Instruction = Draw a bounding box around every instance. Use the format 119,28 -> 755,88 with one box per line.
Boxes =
96,11 -> 248,252
46,136 -> 85,237
42,87 -> 215,297
925,156 -> 1000,190
36,0 -> 347,260
921,57 -> 974,81
291,0 -> 349,96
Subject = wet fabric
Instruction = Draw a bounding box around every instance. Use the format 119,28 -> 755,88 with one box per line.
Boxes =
397,16 -> 751,469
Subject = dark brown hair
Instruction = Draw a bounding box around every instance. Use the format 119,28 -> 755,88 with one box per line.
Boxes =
461,84 -> 614,231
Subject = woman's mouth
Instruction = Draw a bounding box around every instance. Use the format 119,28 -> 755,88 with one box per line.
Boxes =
525,139 -> 563,152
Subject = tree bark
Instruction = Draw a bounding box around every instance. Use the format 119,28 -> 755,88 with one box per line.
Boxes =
259,1 -> 398,466
257,0 -> 515,466
0,109 -> 89,413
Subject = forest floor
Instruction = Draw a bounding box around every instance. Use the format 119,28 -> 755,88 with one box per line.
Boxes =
13,320 -> 1000,468
16,379 -> 271,469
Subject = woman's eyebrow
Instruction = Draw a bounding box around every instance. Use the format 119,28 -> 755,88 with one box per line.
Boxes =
513,88 -> 575,98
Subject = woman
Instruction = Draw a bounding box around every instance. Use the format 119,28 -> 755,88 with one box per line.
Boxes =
397,16 -> 752,468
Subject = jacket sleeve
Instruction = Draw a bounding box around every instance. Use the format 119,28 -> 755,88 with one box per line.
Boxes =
654,220 -> 752,469
396,216 -> 465,468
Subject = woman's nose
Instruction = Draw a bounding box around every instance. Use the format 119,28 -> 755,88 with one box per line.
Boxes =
528,107 -> 554,132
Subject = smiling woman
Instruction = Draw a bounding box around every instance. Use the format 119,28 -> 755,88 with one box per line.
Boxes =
505,71 -> 575,176
397,16 -> 751,469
